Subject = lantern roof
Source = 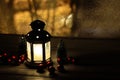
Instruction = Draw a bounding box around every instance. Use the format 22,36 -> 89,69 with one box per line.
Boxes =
26,20 -> 51,43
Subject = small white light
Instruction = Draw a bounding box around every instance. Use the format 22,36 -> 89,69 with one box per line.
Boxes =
46,34 -> 49,37
21,36 -> 24,39
38,29 -> 41,31
27,34 -> 29,36
36,36 -> 39,38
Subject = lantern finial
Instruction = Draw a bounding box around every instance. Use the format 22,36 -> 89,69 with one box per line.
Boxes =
30,20 -> 45,30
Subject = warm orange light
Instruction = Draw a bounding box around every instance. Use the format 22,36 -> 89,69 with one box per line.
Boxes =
27,41 -> 51,61
33,44 -> 43,61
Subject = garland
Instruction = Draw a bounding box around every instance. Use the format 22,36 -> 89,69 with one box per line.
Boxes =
0,50 -> 25,65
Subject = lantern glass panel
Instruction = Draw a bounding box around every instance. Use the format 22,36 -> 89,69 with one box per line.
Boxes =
45,41 -> 51,60
33,43 -> 43,61
27,42 -> 31,61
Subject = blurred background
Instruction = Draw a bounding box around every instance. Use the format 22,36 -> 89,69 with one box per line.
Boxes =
0,0 -> 120,38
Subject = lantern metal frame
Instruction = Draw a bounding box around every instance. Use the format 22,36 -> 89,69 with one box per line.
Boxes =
25,20 -> 52,68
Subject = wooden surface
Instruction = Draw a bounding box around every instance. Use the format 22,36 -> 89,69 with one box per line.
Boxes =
0,34 -> 120,80
0,63 -> 120,80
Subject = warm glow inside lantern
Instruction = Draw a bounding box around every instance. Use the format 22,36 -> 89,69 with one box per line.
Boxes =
25,20 -> 51,68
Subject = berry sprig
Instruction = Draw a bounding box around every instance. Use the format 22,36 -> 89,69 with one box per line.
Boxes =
0,51 -> 25,65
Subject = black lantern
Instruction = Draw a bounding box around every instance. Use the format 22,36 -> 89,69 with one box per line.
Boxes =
25,20 -> 52,68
